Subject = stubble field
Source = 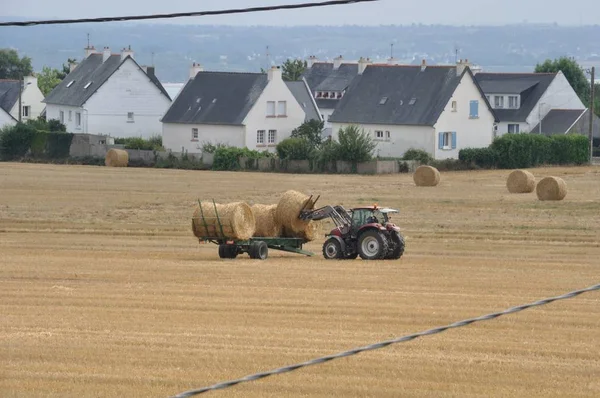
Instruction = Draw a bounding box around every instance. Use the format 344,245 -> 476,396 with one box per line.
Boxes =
1,162 -> 599,398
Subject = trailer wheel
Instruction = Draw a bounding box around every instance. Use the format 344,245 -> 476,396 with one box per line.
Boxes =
218,244 -> 229,259
219,244 -> 238,259
249,241 -> 268,260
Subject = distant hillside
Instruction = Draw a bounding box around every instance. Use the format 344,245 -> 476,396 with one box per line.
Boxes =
1,23 -> 599,83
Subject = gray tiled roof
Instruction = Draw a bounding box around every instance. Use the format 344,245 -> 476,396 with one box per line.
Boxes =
161,72 -> 268,125
44,54 -> 170,107
0,80 -> 20,113
301,63 -> 359,110
475,73 -> 557,122
530,109 -> 586,135
329,65 -> 486,126
285,79 -> 321,122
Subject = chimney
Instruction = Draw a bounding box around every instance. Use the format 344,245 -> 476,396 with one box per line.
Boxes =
102,46 -> 111,63
387,56 -> 398,65
85,45 -> 96,58
267,65 -> 282,81
121,45 -> 134,61
420,59 -> 427,72
456,58 -> 472,76
358,56 -> 372,75
333,55 -> 343,70
69,61 -> 78,72
189,62 -> 204,79
145,66 -> 155,78
307,55 -> 318,68
24,75 -> 37,87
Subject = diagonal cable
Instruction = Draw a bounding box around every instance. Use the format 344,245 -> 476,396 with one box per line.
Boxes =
0,0 -> 380,27
171,283 -> 600,397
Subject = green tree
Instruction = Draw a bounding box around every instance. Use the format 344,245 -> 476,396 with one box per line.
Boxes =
0,49 -> 33,79
535,57 -> 590,104
57,58 -> 77,80
291,119 -> 323,149
282,59 -> 307,81
37,66 -> 62,96
336,125 -> 376,164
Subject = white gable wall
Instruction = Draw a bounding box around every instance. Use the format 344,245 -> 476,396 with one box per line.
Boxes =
243,76 -> 306,152
162,123 -> 244,154
45,104 -> 84,132
83,59 -> 171,138
434,72 -> 497,159
8,76 -> 46,121
0,108 -> 16,128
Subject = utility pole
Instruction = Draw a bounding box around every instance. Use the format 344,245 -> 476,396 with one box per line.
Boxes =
390,43 -> 394,59
18,74 -> 23,122
589,66 -> 595,163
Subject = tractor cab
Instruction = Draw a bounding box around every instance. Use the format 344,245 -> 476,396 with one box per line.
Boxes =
349,206 -> 400,235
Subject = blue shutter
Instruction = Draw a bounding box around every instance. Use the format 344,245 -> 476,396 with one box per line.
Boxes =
438,132 -> 444,149
470,100 -> 479,118
451,132 -> 457,149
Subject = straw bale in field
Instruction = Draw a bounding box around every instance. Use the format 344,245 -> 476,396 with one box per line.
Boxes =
105,149 -> 129,167
192,201 -> 256,240
506,170 -> 536,193
413,165 -> 440,187
536,176 -> 567,201
275,190 -> 320,241
251,204 -> 281,237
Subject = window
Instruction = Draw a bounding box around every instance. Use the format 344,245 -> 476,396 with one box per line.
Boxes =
59,111 -> 64,123
68,110 -> 72,121
494,95 -> 504,108
66,80 -> 75,88
438,131 -> 457,150
469,100 -> 479,118
409,97 -> 417,105
386,131 -> 391,140
451,101 -> 457,112
75,112 -> 81,127
508,124 -> 520,134
266,101 -> 275,117
84,81 -> 92,89
379,97 -> 388,105
191,128 -> 198,141
257,130 -> 265,144
508,95 -> 519,109
277,101 -> 287,116
22,106 -> 30,117
374,130 -> 384,140
268,130 -> 276,144
127,112 -> 134,122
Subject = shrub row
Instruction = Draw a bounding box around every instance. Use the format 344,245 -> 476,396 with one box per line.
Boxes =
0,121 -> 73,160
114,135 -> 164,151
212,146 -> 273,171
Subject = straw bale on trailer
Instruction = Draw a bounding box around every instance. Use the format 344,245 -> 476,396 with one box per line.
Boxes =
506,170 -> 536,193
413,165 -> 440,187
192,202 -> 256,240
275,190 -> 320,241
536,176 -> 567,201
251,204 -> 281,237
105,149 -> 129,167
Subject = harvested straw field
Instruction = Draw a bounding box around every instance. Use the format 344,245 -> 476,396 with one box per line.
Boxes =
1,163 -> 599,398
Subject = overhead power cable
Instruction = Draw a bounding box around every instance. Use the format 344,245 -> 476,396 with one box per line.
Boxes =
0,0 -> 380,27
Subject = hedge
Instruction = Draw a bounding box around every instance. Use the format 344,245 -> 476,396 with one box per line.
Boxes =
212,146 -> 272,171
0,123 -> 73,160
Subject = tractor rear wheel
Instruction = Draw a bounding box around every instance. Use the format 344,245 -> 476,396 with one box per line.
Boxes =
385,232 -> 405,260
322,238 -> 343,260
358,230 -> 388,260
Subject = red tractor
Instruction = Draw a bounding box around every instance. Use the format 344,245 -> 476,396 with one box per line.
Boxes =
299,201 -> 405,260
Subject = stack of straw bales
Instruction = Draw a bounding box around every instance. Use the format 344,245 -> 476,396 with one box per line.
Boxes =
192,202 -> 256,240
536,176 -> 568,201
413,165 -> 440,187
105,149 -> 129,167
506,170 -> 536,193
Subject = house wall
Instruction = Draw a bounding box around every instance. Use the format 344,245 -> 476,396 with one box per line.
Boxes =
83,59 -> 171,138
0,109 -> 16,128
496,122 -> 530,136
330,122 -> 435,158
162,123 -> 244,154
321,108 -> 335,129
45,104 -> 85,132
434,72 -> 497,159
8,76 -> 45,121
243,75 -> 306,152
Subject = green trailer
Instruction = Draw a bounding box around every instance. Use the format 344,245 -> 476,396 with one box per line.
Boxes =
194,200 -> 314,260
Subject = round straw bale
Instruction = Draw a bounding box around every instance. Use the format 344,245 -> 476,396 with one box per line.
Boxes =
105,149 -> 129,167
413,165 -> 440,187
275,190 -> 316,234
192,201 -> 256,240
251,204 -> 281,237
536,176 -> 567,201
506,169 -> 536,193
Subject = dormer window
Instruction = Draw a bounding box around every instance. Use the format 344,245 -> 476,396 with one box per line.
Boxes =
315,91 -> 322,98
336,92 -> 342,99
323,92 -> 329,98
66,80 -> 75,88
508,95 -> 519,109
83,81 -> 92,89
494,96 -> 504,108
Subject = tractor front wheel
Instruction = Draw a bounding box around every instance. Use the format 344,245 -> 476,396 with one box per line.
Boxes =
358,230 -> 388,260
322,238 -> 343,260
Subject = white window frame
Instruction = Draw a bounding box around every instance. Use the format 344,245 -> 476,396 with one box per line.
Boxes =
75,112 -> 81,128
59,111 -> 64,123
277,101 -> 287,117
68,110 -> 72,121
386,131 -> 391,141
508,95 -> 519,109
268,129 -> 276,144
451,100 -> 457,112
191,128 -> 198,141
127,112 -> 134,122
442,132 -> 452,149
374,130 -> 384,140
508,124 -> 520,134
257,130 -> 265,145
22,106 -> 30,117
266,101 -> 276,117
494,95 -> 504,108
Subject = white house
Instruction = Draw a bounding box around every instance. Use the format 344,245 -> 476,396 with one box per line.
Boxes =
0,76 -> 45,124
0,105 -> 16,128
43,45 -> 171,138
475,71 -> 585,135
161,65 -> 320,154
328,60 -> 498,160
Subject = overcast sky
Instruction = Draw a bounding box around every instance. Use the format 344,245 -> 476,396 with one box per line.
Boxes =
2,0 -> 598,26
